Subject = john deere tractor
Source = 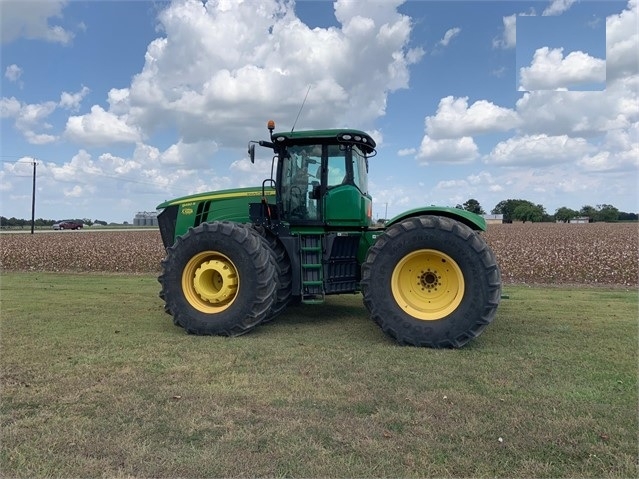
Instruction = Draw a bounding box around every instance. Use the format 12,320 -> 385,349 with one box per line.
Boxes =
157,121 -> 501,347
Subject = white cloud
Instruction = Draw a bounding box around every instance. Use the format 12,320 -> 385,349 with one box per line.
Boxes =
0,97 -> 58,144
519,47 -> 606,91
5,64 -> 22,82
438,27 -> 460,47
516,82 -> 638,138
115,0 -> 423,145
436,179 -> 468,189
485,134 -> 595,166
577,122 -> 639,172
425,96 -> 520,139
397,148 -> 416,156
59,86 -> 90,111
0,0 -> 74,44
417,136 -> 479,164
606,0 -> 639,82
158,139 -> 219,168
492,10 -> 536,49
65,105 -> 142,147
542,0 -> 577,16
0,97 -> 21,118
493,14 -> 517,49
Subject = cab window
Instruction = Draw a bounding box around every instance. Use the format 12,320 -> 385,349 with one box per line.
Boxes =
352,146 -> 368,194
326,145 -> 347,188
280,145 -> 321,221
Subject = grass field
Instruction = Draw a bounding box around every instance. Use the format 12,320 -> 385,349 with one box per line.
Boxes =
1,272 -> 637,478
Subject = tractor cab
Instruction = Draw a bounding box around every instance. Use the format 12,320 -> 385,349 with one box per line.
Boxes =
249,122 -> 377,228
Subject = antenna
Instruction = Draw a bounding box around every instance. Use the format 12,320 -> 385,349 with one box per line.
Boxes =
291,84 -> 311,133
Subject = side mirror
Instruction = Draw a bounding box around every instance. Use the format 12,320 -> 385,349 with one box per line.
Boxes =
248,143 -> 255,163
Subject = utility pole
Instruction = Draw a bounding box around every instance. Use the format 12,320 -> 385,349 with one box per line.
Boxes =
30,160 -> 37,234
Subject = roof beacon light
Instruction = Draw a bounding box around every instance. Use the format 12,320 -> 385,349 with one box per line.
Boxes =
267,120 -> 275,132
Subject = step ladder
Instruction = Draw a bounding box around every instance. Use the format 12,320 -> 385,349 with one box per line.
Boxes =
300,234 -> 325,304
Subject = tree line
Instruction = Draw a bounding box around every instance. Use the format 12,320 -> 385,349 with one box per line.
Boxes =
0,217 -> 110,228
456,199 -> 637,223
3,200 -> 637,228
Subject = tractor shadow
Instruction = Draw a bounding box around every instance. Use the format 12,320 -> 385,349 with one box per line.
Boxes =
254,295 -> 397,346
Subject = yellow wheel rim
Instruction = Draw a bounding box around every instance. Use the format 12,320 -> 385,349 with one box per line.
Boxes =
391,249 -> 465,321
182,251 -> 239,313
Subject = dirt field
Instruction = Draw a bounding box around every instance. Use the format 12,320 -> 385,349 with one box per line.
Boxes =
1,222 -> 637,286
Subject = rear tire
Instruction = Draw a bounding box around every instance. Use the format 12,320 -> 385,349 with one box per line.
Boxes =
361,215 -> 501,348
159,222 -> 277,336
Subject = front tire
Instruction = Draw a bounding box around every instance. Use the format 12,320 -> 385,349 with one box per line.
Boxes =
159,222 -> 277,336
253,227 -> 292,322
361,216 -> 501,348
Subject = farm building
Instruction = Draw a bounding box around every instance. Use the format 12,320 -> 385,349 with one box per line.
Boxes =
569,217 -> 591,224
133,211 -> 159,226
483,214 -> 503,224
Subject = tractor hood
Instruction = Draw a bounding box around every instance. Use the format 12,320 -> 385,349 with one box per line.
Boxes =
157,186 -> 274,210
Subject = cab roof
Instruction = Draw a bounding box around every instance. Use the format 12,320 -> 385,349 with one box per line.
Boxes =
271,129 -> 376,155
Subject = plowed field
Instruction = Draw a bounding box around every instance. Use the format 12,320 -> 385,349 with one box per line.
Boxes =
1,223 -> 637,286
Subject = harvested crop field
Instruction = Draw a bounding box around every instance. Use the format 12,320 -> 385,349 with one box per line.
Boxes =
1,222 -> 637,286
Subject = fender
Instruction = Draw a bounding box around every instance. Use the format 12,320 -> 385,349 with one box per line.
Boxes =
385,206 -> 486,231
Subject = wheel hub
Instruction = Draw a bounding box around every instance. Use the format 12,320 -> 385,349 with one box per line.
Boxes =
193,259 -> 238,304
181,251 -> 240,313
391,249 -> 465,321
419,270 -> 441,291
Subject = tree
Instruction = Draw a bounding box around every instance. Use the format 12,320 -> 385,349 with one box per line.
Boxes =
459,198 -> 485,215
579,205 -> 597,220
618,211 -> 638,221
596,204 -> 619,222
492,199 -> 540,223
555,206 -> 578,223
513,203 -> 545,223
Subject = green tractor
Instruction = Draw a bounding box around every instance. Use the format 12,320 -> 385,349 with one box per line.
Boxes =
157,121 -> 501,347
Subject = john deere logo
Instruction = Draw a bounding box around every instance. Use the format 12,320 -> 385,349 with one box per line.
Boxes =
182,207 -> 194,215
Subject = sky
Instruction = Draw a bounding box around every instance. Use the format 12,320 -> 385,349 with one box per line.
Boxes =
1,0 -> 637,223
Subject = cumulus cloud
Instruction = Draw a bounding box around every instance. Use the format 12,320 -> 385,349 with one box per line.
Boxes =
493,10 -> 536,49
425,96 -> 520,139
5,64 -> 22,82
516,81 -> 638,137
606,0 -> 639,82
519,47 -> 606,91
417,136 -> 479,164
157,139 -> 219,168
0,97 -> 58,144
65,105 -> 142,147
111,0 -> 423,146
485,134 -> 595,166
59,86 -> 90,111
542,0 -> 577,16
1,0 -> 74,44
493,14 -> 517,49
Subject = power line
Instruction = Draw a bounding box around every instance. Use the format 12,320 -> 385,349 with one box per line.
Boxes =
3,162 -> 192,193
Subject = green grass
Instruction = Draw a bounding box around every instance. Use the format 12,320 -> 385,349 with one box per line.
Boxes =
1,272 -> 637,478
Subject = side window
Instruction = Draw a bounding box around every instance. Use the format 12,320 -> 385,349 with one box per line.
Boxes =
352,147 -> 368,194
326,145 -> 347,188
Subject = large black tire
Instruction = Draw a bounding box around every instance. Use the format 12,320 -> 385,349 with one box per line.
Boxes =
253,228 -> 292,322
361,215 -> 501,348
159,222 -> 277,336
